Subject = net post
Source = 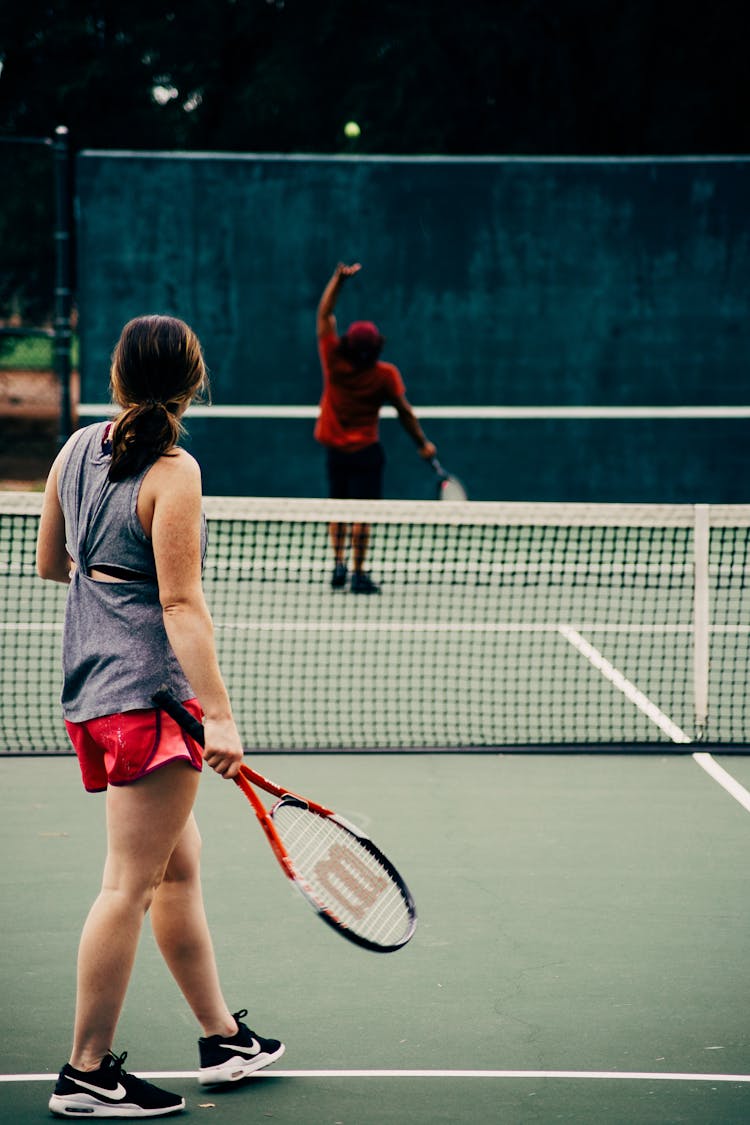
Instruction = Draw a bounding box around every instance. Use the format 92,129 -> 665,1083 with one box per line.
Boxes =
53,124 -> 74,446
693,504 -> 710,741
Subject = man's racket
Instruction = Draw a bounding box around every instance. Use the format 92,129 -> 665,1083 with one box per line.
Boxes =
152,688 -> 417,953
430,458 -> 468,501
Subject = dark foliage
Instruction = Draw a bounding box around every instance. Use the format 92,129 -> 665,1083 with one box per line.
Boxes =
1,0 -> 746,319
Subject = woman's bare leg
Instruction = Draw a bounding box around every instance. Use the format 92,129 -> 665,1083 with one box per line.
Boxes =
69,763 -> 201,1070
150,812 -> 236,1037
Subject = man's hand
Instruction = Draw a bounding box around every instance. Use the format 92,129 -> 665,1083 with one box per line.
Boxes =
318,263 -> 362,335
336,262 -> 362,280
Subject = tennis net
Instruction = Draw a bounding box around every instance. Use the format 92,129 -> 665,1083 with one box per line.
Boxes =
2,493 -> 748,753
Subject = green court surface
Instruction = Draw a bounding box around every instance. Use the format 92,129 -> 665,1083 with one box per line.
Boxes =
1,752 -> 748,1123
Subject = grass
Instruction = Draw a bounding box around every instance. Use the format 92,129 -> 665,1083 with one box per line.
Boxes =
0,332 -> 79,369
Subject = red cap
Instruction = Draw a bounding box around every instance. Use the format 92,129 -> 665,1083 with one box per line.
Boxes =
344,320 -> 382,347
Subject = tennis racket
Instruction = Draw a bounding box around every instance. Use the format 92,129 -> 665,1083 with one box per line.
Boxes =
152,688 -> 417,953
430,458 -> 468,501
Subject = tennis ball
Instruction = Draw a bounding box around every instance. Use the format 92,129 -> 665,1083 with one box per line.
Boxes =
344,120 -> 361,138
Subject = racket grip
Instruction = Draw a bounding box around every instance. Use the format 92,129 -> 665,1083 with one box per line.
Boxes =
152,687 -> 206,747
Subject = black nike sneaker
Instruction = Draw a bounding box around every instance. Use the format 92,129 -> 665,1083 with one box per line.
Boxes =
350,571 -> 380,594
331,562 -> 348,589
198,1009 -> 285,1086
49,1050 -> 185,1117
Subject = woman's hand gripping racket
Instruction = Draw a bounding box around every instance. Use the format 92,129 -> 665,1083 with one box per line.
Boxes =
430,458 -> 468,501
152,688 -> 417,953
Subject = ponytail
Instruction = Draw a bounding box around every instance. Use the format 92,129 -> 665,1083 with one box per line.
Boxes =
106,315 -> 208,481
108,401 -> 183,482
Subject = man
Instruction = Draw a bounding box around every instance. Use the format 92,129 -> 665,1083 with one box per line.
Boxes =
315,262 -> 436,593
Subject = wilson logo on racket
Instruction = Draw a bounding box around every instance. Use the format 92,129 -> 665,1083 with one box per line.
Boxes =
313,844 -> 389,921
152,688 -> 417,953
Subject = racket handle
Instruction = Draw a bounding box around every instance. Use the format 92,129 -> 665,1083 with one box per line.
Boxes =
430,457 -> 447,478
152,687 -> 206,747
154,688 -> 295,879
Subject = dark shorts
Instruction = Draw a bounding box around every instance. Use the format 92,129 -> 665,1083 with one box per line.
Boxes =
326,442 -> 385,500
65,698 -> 204,792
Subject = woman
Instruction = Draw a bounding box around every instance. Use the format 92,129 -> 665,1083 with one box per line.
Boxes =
38,315 -> 284,1118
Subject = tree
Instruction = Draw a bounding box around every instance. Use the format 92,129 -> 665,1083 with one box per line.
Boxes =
1,0 -> 747,319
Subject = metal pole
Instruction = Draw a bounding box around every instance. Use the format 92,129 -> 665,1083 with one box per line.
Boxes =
692,504 -> 710,741
53,125 -> 74,445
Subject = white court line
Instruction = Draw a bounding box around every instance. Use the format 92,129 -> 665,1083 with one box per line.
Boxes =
213,621 -> 748,635
692,753 -> 750,814
216,621 -> 564,633
6,1069 -> 750,1083
558,626 -> 691,743
558,626 -> 750,812
3,621 -> 749,636
0,623 -> 62,632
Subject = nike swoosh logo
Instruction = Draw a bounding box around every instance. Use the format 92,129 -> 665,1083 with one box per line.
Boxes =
218,1039 -> 261,1057
71,1077 -> 128,1101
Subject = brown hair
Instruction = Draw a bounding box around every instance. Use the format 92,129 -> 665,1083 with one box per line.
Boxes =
107,315 -> 208,482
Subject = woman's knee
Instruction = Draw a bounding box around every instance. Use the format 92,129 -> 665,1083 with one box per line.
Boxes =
101,859 -> 168,910
162,820 -> 203,885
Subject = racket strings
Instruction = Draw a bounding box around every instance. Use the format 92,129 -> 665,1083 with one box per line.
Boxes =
271,804 -> 412,945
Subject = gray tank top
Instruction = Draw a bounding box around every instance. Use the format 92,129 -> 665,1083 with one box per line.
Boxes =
57,422 -> 207,722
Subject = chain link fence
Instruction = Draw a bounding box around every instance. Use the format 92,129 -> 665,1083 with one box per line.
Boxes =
0,131 -> 74,486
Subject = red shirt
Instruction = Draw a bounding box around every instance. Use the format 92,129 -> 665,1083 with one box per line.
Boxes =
315,331 -> 406,451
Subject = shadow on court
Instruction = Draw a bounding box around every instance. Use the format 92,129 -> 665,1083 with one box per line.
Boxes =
1,753 -> 748,1123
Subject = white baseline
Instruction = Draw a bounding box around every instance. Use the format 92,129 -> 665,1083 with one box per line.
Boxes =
6,1068 -> 750,1083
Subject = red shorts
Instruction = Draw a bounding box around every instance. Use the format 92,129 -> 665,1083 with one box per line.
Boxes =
65,698 -> 204,792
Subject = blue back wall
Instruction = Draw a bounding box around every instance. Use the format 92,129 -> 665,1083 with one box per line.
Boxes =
76,153 -> 750,501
